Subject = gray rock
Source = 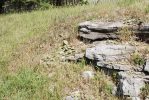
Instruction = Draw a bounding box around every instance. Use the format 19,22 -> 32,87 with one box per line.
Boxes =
78,21 -> 126,40
82,71 -> 94,79
144,59 -> 149,73
85,44 -> 135,62
117,72 -> 145,97
79,31 -> 118,40
79,21 -> 124,32
79,21 -> 149,42
97,62 -> 132,71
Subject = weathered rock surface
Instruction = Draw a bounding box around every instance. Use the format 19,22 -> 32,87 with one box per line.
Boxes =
144,59 -> 149,73
97,62 -> 132,71
79,21 -> 124,33
78,21 -> 124,40
86,43 -> 135,62
117,72 -> 145,97
79,21 -> 149,42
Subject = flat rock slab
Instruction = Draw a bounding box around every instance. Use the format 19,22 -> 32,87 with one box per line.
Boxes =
86,44 -> 135,62
117,72 -> 145,97
97,62 -> 133,71
78,21 -> 149,41
78,21 -> 126,40
79,21 -> 125,33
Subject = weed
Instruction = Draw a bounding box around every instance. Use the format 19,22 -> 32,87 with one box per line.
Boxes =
132,53 -> 145,66
117,27 -> 133,41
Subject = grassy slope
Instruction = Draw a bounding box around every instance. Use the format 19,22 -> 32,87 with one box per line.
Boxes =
0,0 -> 148,99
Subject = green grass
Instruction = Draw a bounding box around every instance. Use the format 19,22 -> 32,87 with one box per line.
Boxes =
0,4 -> 118,99
117,0 -> 140,7
0,0 -> 148,99
0,68 -> 50,100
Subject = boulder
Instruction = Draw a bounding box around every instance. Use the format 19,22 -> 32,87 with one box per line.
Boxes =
117,72 -> 145,97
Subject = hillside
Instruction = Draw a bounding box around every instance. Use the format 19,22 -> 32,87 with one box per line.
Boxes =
0,0 -> 149,99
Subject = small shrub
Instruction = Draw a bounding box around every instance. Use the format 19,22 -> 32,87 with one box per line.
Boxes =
132,53 -> 145,66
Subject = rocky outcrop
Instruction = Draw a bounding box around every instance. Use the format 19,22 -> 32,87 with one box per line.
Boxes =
84,42 -> 148,98
64,20 -> 149,99
78,21 -> 149,42
78,21 -> 124,40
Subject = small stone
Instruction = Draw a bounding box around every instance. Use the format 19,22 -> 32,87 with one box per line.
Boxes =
48,85 -> 55,93
65,91 -> 80,100
65,96 -> 77,100
63,40 -> 69,45
144,59 -> 149,73
82,71 -> 94,79
112,86 -> 117,95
